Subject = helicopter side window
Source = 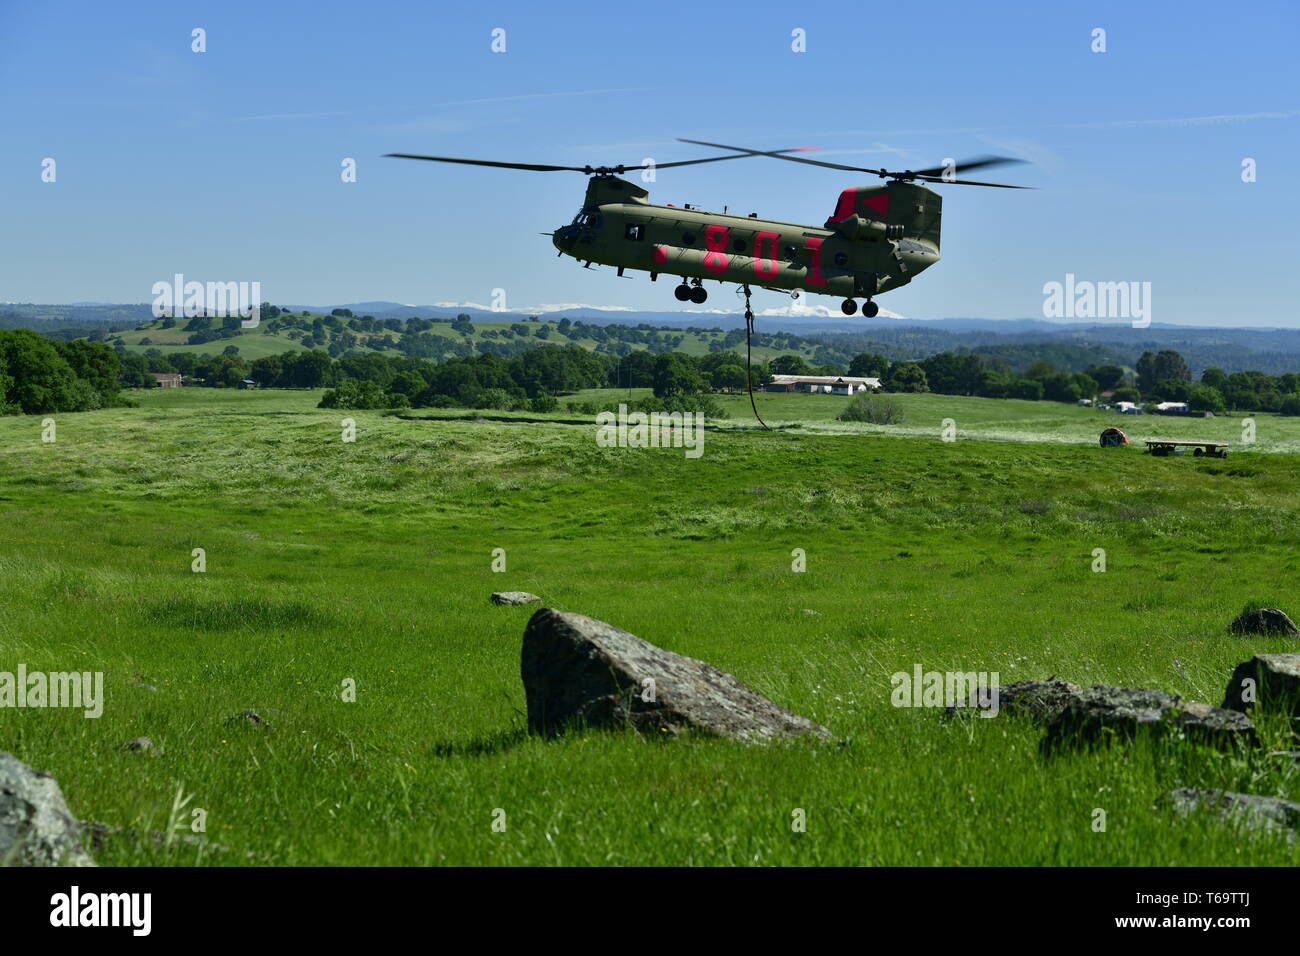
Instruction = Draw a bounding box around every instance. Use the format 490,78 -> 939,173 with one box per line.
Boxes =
681,231 -> 696,245
624,223 -> 645,241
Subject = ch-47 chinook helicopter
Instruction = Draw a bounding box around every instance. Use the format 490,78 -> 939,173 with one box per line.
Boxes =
387,138 -> 1032,319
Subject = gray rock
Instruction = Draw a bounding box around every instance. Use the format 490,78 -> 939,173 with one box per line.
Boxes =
521,608 -> 831,742
122,736 -> 154,754
945,678 -> 1083,722
492,591 -> 541,606
1043,685 -> 1257,753
1222,654 -> 1300,719
1229,608 -> 1299,636
0,752 -> 95,867
1161,788 -> 1300,836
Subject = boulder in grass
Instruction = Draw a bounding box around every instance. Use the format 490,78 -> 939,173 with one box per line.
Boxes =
0,752 -> 95,867
492,591 -> 541,606
1161,788 -> 1300,838
1222,653 -> 1300,717
944,678 -> 1083,722
521,608 -> 831,742
1042,685 -> 1256,753
1229,608 -> 1299,636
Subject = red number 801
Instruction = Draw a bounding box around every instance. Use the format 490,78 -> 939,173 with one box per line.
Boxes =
703,224 -> 729,274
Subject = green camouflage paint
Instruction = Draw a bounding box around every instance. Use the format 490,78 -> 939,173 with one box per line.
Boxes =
551,176 -> 941,301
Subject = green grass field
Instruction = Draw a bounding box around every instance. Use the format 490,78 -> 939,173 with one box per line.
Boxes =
2,387 -> 1298,865
572,386 -> 1300,452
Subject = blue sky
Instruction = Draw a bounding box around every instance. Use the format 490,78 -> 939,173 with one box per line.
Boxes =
2,0 -> 1297,325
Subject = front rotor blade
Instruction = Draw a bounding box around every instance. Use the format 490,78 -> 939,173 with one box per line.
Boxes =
388,149 -> 812,175
678,138 -> 883,174
385,153 -> 590,172
651,148 -> 811,171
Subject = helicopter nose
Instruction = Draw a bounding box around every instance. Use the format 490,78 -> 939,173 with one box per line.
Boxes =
552,226 -> 577,254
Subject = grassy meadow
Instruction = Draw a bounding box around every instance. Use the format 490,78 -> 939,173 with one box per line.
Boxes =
572,386 -> 1300,452
1,386 -> 1298,865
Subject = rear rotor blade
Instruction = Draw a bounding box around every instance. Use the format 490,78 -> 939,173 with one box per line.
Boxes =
678,138 -> 1033,186
907,155 -> 1028,179
914,174 -> 1036,189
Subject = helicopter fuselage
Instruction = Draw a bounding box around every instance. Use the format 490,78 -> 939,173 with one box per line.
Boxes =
551,175 -> 941,304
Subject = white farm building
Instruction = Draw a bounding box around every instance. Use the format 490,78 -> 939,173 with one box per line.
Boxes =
767,375 -> 881,395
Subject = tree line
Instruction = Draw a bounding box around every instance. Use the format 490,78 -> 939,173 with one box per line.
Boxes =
796,347 -> 1299,414
0,330 -> 130,414
8,317 -> 1300,420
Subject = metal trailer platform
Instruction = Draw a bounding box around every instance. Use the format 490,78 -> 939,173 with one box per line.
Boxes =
1144,439 -> 1229,458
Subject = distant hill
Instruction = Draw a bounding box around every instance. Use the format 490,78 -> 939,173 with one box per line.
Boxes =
2,303 -> 156,337
5,302 -> 1300,375
811,323 -> 1300,376
50,310 -> 837,367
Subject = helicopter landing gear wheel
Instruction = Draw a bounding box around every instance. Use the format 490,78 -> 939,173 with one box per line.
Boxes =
841,298 -> 858,316
689,286 -> 708,304
674,284 -> 691,301
862,300 -> 879,318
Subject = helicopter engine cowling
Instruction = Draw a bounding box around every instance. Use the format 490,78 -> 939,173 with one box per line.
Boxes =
836,216 -> 905,242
